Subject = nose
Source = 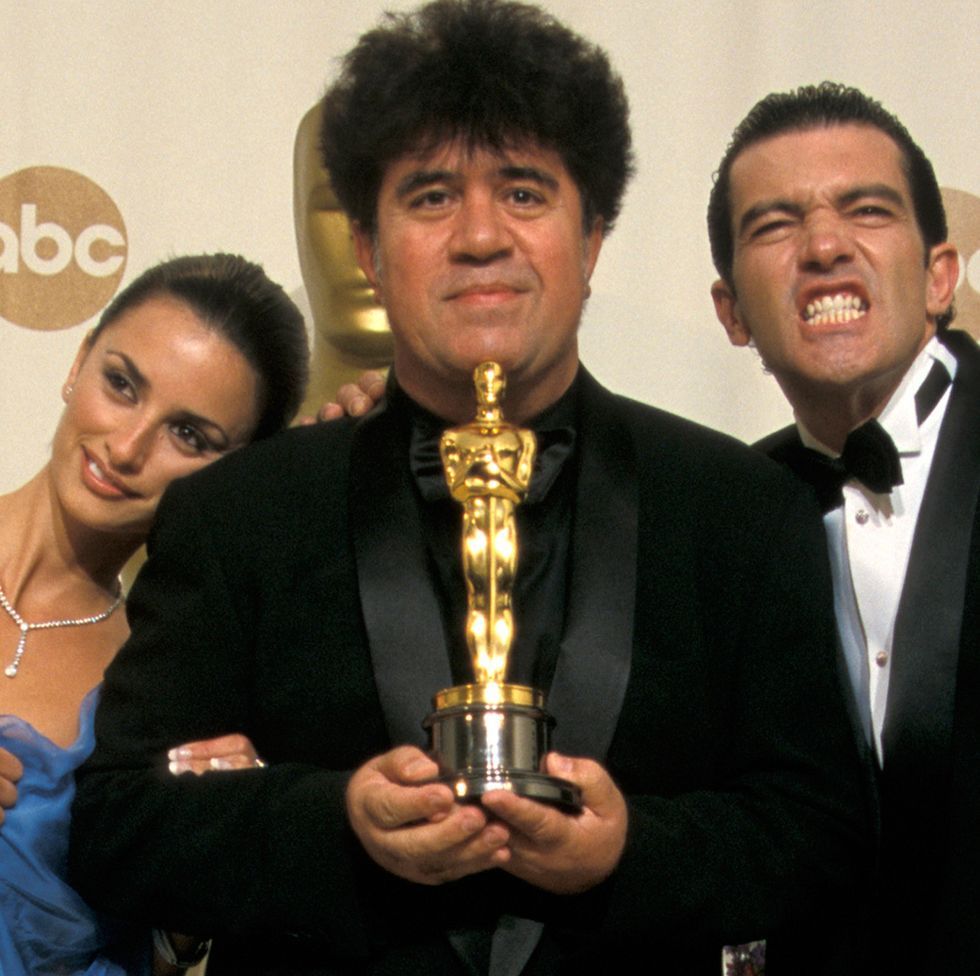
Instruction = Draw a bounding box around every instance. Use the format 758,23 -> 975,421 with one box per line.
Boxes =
799,211 -> 855,272
105,418 -> 156,472
450,191 -> 512,264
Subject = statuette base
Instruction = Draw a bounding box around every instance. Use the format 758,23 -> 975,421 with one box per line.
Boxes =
423,686 -> 582,812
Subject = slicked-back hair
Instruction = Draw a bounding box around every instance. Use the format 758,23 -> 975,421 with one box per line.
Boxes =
92,254 -> 310,440
707,82 -> 953,328
320,0 -> 634,238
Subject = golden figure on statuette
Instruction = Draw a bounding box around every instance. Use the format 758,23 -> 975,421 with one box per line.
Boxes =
423,362 -> 581,810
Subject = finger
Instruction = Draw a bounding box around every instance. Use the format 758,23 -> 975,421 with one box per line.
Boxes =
481,789 -> 567,843
395,801 -> 489,847
349,747 -> 451,829
374,745 -> 441,786
0,777 -> 19,810
316,403 -> 344,422
398,753 -> 442,784
169,734 -> 255,762
334,383 -> 368,417
337,371 -> 386,417
0,748 -> 24,783
546,753 -> 621,815
363,777 -> 456,830
176,755 -> 258,775
419,817 -> 512,879
349,395 -> 374,416
209,752 -> 267,770
377,807 -> 511,884
168,735 -> 264,777
357,370 -> 387,397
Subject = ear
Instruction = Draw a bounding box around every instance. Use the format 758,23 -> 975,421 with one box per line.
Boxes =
576,218 -> 604,300
351,222 -> 382,303
711,279 -> 752,346
925,242 -> 960,321
63,330 -> 95,401
582,217 -> 604,284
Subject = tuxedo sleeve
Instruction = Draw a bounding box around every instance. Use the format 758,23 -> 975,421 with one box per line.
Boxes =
584,470 -> 872,953
67,448 -> 436,959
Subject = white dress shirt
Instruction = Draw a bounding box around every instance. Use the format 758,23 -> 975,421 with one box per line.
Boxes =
797,337 -> 957,762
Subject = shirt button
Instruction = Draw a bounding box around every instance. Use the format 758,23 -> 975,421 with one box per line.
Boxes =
875,651 -> 889,667
856,509 -> 870,525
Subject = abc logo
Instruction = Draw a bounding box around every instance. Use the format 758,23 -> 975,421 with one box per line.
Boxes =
0,166 -> 127,331
943,187 -> 980,340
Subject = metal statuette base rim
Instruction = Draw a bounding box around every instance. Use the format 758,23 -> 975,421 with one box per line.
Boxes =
424,682 -> 583,812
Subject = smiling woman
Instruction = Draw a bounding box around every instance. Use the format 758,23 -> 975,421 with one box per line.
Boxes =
0,253 -> 308,975
54,296 -> 262,548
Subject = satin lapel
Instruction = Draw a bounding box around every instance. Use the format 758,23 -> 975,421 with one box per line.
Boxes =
759,430 -> 877,748
487,374 -> 638,976
546,371 -> 637,760
883,331 -> 980,769
350,403 -> 452,748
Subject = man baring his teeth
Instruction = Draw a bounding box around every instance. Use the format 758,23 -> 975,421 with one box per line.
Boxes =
710,81 -> 976,976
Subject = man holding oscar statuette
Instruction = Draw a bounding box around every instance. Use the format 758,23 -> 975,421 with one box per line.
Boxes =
71,2 -> 869,973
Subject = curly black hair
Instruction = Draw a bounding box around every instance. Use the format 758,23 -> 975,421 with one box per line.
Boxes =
321,0 -> 633,237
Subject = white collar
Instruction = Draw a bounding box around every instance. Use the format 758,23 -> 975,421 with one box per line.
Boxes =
796,335 -> 956,458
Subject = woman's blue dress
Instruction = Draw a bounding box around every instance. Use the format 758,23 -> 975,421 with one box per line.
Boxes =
0,687 -> 149,974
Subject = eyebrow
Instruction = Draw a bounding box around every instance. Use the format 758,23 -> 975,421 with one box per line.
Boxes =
736,199 -> 803,237
394,164 -> 560,199
108,349 -> 148,391
499,165 -> 560,191
394,170 -> 455,198
737,182 -> 909,237
105,348 -> 231,447
836,183 -> 907,210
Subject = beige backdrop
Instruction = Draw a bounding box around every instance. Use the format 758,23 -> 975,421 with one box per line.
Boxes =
2,0 -> 978,492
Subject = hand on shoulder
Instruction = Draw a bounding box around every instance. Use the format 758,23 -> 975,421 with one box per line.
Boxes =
297,370 -> 387,424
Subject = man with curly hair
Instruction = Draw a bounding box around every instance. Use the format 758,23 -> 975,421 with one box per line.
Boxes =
73,5 -> 868,974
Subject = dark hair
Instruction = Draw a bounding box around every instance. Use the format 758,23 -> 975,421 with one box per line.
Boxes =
320,0 -> 633,237
93,253 -> 309,439
707,82 -> 953,328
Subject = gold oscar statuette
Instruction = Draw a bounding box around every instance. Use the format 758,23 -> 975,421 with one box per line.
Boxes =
422,362 -> 582,810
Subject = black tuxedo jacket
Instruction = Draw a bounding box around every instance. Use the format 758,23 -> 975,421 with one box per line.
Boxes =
71,369 -> 868,975
757,330 -> 980,975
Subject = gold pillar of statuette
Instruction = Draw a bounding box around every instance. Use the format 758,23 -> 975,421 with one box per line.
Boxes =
437,361 -> 539,707
423,362 -> 581,809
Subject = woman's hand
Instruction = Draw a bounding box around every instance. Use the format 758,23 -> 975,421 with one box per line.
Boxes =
296,370 -> 387,423
0,747 -> 23,825
167,733 -> 265,775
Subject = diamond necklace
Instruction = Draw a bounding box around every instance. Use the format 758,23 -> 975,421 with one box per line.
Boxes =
0,579 -> 124,678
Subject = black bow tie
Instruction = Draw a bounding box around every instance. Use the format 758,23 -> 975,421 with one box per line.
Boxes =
790,359 -> 951,513
842,419 -> 904,492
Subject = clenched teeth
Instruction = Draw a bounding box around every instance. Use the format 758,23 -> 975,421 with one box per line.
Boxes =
803,293 -> 867,325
